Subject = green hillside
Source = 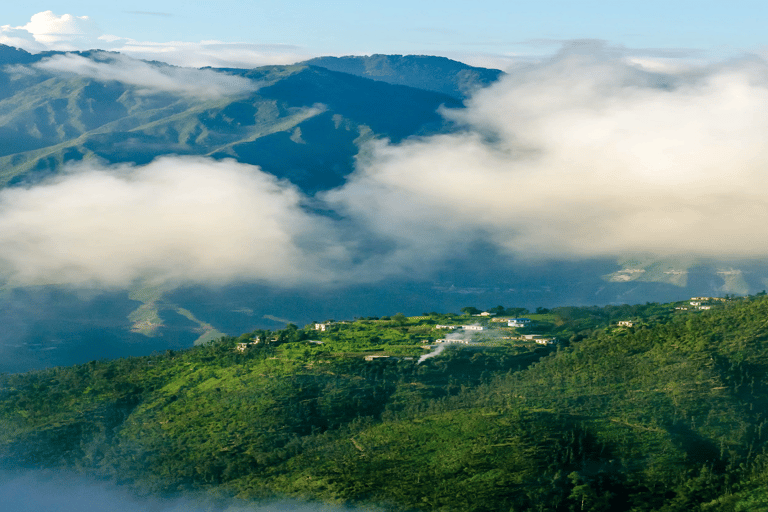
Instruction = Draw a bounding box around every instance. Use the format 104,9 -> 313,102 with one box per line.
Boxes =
0,52 -> 462,193
2,298 -> 768,510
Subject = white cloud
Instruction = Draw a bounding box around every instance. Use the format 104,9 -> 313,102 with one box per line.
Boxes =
326,45 -> 768,262
23,11 -> 99,45
0,25 -> 46,52
34,52 -> 259,98
0,157 -> 347,289
0,11 -> 316,68
109,40 -> 315,69
1,10 -> 101,51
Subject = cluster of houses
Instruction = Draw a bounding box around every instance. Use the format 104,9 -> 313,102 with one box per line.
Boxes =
436,316 -> 557,346
675,296 -> 727,311
517,334 -> 558,345
688,297 -> 715,310
235,335 -> 280,352
507,318 -> 532,328
435,324 -> 485,331
235,297 -> 737,358
618,297 -> 729,329
436,318 -> 534,329
235,312 -> 559,358
434,338 -> 473,345
235,340 -> 259,352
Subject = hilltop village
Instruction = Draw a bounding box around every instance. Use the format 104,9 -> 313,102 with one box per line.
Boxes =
233,296 -> 733,361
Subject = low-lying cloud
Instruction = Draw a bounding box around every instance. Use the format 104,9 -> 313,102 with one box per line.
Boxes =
0,157 -> 346,289
327,42 -> 768,261
0,469 -> 352,512
34,53 -> 258,98
3,43 -> 768,291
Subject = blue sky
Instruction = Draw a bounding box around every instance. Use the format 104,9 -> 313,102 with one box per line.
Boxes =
2,2 -> 767,68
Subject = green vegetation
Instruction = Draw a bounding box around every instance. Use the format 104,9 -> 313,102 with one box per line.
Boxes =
0,54 -> 462,193
2,297 -> 768,510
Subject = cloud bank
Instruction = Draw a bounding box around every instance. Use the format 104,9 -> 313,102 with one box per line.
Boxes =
328,43 -> 768,262
0,469 -> 351,512
0,158 -> 347,289
34,52 -> 258,98
2,43 -> 768,291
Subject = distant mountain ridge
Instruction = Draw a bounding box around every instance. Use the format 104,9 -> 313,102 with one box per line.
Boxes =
0,48 -> 468,192
302,54 -> 503,99
0,44 -> 36,66
0,48 -> 502,192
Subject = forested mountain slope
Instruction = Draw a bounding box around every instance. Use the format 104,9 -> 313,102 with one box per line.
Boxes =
2,297 -> 768,510
0,48 -> 463,193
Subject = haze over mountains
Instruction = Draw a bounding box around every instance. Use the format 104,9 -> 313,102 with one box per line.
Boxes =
302,54 -> 503,99
1,43 -> 768,372
0,49 -> 465,192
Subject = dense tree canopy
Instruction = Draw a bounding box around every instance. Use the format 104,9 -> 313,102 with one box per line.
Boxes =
1,298 -> 767,510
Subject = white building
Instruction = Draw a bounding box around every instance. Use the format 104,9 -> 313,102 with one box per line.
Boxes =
364,355 -> 394,361
508,318 -> 532,328
235,340 -> 259,352
463,325 -> 484,331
